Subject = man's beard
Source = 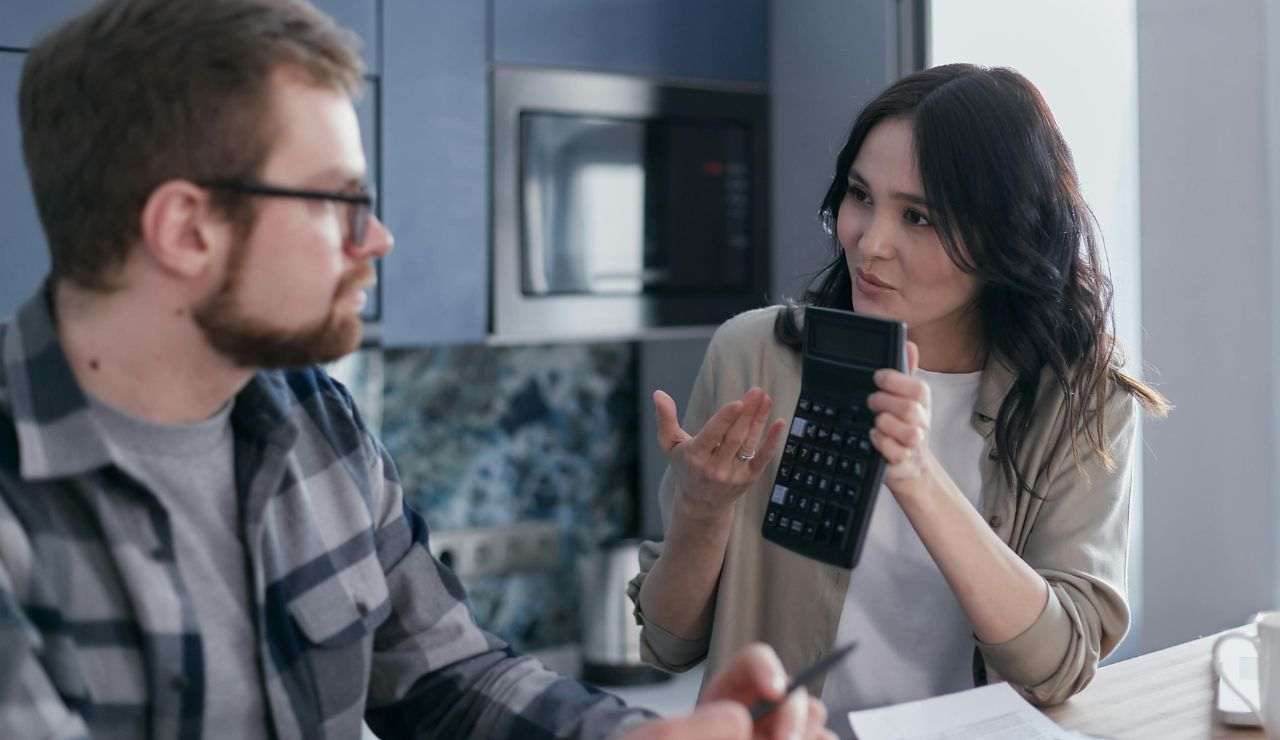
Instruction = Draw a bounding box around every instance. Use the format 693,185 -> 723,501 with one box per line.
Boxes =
194,244 -> 372,369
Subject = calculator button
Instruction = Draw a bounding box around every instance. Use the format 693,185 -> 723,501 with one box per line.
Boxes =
797,446 -> 812,463
779,516 -> 791,530
798,496 -> 810,513
803,523 -> 817,540
778,464 -> 792,481
803,472 -> 817,487
785,490 -> 797,507
790,418 -> 808,438
771,485 -> 788,504
810,403 -> 824,415
811,500 -> 825,517
853,460 -> 866,479
797,398 -> 811,412
816,426 -> 830,441
804,424 -> 818,439
824,453 -> 837,469
783,441 -> 798,458
790,519 -> 803,534
831,481 -> 845,496
766,509 -> 778,525
816,477 -> 830,493
819,519 -> 834,542
830,431 -> 843,446
838,457 -> 852,474
858,437 -> 872,454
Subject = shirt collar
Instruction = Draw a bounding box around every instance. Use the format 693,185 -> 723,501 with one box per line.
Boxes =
972,354 -> 1018,436
2,283 -> 299,481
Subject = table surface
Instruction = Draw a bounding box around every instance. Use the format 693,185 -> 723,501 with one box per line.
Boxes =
536,628 -> 1267,738
1044,628 -> 1264,739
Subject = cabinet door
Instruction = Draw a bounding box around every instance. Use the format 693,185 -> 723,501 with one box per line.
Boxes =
354,76 -> 381,322
0,51 -> 47,318
380,2 -> 488,345
493,0 -> 767,83
310,0 -> 380,73
0,1 -> 95,49
770,0 -> 899,301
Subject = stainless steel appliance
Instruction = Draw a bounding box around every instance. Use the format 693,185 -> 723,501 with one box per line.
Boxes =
492,66 -> 769,341
578,539 -> 670,686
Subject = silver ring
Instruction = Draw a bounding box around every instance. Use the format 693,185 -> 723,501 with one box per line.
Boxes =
735,449 -> 756,462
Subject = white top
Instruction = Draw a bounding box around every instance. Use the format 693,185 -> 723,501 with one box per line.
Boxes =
821,368 -> 986,735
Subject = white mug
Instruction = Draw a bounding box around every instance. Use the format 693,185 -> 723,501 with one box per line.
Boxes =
1214,611 -> 1280,736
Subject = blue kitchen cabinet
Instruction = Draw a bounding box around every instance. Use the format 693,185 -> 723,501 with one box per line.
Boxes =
0,1 -> 378,71
0,1 -> 385,321
0,50 -> 46,318
354,77 -> 382,323
309,0 -> 380,73
0,1 -> 96,49
378,1 -> 489,345
493,0 -> 768,83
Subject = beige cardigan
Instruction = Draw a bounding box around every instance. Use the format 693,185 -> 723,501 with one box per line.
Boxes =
627,306 -> 1137,706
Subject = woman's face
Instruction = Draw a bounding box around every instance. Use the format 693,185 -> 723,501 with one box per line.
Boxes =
837,117 -> 981,359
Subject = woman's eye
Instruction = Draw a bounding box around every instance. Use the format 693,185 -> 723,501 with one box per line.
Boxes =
847,184 -> 871,204
904,208 -> 932,227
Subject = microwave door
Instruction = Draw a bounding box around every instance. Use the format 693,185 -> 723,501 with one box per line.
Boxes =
522,115 -> 646,296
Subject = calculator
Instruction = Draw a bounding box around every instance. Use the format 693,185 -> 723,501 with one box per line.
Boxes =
761,306 -> 906,569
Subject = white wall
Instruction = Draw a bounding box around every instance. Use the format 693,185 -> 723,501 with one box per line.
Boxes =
1137,0 -> 1278,651
929,0 -> 1147,657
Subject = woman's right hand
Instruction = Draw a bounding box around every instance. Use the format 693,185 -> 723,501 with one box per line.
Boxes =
653,387 -> 787,519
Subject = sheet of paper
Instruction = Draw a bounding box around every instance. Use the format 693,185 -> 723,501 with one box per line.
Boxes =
847,682 -> 1085,740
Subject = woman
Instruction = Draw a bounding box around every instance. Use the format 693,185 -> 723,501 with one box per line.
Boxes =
627,63 -> 1170,728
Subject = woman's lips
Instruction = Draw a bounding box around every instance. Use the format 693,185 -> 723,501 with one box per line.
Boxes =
855,267 -> 895,293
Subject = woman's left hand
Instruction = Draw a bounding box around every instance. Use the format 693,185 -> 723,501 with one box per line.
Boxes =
866,341 -> 939,495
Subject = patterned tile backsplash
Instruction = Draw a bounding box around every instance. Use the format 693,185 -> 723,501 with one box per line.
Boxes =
364,342 -> 639,651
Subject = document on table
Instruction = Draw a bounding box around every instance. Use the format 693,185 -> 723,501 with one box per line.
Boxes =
847,682 -> 1093,740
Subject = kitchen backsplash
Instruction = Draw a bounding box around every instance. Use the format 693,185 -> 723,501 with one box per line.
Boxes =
332,342 -> 639,651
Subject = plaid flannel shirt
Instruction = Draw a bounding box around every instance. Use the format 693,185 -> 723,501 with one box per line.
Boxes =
0,288 -> 654,739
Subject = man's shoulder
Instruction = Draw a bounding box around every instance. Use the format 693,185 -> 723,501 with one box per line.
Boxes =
255,366 -> 373,445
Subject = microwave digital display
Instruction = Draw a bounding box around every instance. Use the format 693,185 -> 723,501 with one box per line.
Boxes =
520,113 -> 753,296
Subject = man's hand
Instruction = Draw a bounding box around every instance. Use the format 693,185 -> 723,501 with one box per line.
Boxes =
622,643 -> 835,740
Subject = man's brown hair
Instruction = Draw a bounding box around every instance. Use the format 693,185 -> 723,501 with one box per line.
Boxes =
19,0 -> 365,290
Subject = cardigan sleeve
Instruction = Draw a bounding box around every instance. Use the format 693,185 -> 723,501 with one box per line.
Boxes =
625,310 -> 772,672
976,384 -> 1139,705
626,328 -> 724,672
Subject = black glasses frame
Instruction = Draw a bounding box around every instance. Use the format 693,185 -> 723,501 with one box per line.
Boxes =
199,179 -> 376,246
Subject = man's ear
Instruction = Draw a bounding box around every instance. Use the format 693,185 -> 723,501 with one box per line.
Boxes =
138,180 -> 232,279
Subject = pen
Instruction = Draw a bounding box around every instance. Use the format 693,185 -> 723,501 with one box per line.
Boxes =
748,642 -> 859,721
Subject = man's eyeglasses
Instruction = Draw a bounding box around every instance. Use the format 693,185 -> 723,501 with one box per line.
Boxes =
199,179 -> 376,246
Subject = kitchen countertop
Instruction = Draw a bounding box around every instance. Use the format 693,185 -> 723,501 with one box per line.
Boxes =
530,644 -> 706,718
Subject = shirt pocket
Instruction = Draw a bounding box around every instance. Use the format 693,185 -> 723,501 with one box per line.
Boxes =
284,557 -> 390,727
288,571 -> 389,645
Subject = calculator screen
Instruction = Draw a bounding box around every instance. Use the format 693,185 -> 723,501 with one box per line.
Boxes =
809,320 -> 888,366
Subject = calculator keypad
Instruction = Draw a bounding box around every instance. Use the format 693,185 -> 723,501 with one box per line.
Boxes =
762,393 -> 881,565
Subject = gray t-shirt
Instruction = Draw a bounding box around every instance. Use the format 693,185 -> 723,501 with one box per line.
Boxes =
90,396 -> 268,739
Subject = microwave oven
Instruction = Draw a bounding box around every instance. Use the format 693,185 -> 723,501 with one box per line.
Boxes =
491,66 -> 769,341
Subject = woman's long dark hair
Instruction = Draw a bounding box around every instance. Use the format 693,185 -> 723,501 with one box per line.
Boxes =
775,64 -> 1169,495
